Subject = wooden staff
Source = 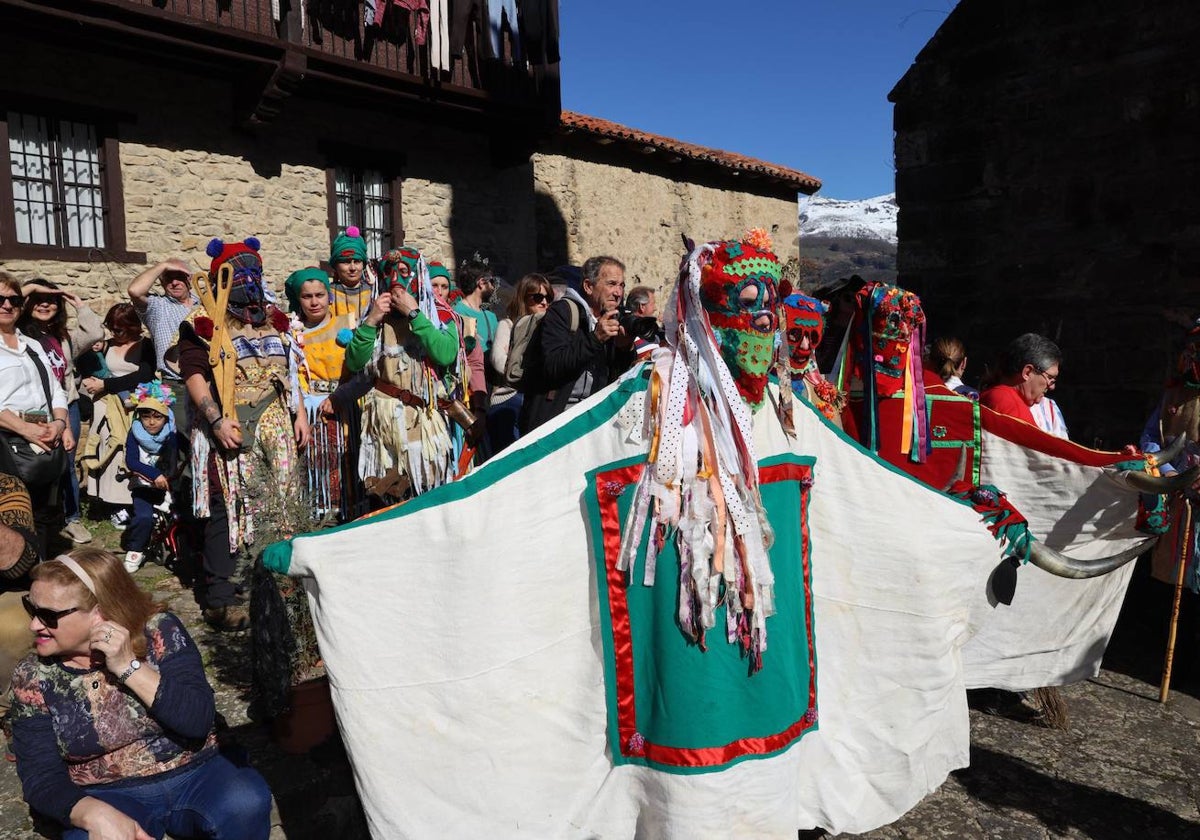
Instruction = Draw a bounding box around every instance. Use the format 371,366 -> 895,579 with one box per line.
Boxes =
191,265 -> 238,421
1160,499 -> 1192,703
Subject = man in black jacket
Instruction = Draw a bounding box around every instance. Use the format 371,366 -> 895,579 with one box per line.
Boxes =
520,256 -> 636,433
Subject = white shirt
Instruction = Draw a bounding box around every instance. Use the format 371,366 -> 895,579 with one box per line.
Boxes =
1031,396 -> 1069,439
0,332 -> 69,415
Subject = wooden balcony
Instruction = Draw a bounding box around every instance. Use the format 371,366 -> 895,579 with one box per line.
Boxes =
5,0 -> 560,128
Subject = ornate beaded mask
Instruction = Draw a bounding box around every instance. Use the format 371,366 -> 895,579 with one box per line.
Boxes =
698,229 -> 781,410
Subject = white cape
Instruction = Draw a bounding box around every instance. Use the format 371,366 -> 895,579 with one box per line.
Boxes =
280,370 -> 1140,837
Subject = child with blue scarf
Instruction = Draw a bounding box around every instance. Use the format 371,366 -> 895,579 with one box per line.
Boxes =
123,380 -> 184,573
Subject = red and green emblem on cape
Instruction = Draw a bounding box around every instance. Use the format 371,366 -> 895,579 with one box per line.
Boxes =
586,453 -> 818,773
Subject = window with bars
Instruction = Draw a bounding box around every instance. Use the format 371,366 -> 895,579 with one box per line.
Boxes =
329,166 -> 402,256
0,107 -> 137,260
8,112 -> 106,248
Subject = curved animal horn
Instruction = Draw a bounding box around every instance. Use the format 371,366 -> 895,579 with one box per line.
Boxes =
941,446 -> 970,493
1026,538 -> 1156,580
1155,432 -> 1189,466
1109,464 -> 1200,493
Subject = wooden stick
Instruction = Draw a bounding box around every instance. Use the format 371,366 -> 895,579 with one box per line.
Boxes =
1160,500 -> 1192,703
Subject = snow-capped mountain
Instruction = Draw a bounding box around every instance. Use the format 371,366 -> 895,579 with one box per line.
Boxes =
799,193 -> 897,245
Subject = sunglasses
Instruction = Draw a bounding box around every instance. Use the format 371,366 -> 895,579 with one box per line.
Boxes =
0,295 -> 24,309
525,293 -> 550,304
21,594 -> 81,629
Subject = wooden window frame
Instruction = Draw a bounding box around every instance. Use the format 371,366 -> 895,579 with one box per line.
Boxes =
321,144 -> 406,260
0,99 -> 144,263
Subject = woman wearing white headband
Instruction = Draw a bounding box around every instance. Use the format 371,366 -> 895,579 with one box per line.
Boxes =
8,548 -> 271,839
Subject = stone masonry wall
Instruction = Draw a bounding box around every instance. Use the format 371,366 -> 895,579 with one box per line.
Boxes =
3,41 -> 795,333
0,43 -> 537,322
533,151 -> 799,302
890,0 -> 1200,447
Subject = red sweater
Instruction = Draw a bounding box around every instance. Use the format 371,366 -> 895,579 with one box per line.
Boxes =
980,384 -> 1035,425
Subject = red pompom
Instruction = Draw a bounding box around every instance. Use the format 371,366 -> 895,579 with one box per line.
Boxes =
269,307 -> 291,333
194,316 -> 214,340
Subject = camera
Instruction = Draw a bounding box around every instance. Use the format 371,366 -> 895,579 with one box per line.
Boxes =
615,303 -> 663,343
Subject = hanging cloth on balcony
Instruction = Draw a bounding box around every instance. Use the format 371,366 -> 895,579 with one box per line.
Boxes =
370,0 -> 430,45
521,0 -> 559,64
450,0 -> 486,59
487,0 -> 520,62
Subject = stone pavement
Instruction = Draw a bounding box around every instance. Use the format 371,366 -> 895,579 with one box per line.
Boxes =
0,559 -> 1197,838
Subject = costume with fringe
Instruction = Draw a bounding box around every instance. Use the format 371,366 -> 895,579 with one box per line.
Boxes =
344,247 -> 464,500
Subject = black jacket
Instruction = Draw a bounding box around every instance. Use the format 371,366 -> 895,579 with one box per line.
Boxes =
519,298 -> 635,434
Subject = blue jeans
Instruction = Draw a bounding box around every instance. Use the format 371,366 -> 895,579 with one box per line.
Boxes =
123,487 -> 164,553
63,401 -> 82,523
64,754 -> 272,840
486,394 -> 523,457
488,0 -> 520,60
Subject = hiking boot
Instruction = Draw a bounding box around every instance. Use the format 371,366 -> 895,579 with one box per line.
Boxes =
123,551 -> 145,574
61,521 -> 92,544
203,605 -> 250,632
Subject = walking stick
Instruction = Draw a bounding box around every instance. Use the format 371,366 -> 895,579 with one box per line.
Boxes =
1160,499 -> 1192,703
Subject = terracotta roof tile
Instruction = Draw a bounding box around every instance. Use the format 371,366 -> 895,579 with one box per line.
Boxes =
560,111 -> 821,193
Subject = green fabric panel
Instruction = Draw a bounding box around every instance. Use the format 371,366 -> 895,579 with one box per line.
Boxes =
586,452 -> 818,773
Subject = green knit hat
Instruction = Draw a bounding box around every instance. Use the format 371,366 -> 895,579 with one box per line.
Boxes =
330,225 -> 367,265
284,267 -> 331,314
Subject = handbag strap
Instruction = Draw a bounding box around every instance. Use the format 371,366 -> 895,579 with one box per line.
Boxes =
24,345 -> 57,419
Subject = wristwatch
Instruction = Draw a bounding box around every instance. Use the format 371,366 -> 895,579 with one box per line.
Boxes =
405,308 -> 420,321
117,659 -> 142,683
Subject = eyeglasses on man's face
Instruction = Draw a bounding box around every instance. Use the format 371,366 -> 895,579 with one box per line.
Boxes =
0,294 -> 24,309
1035,367 -> 1058,386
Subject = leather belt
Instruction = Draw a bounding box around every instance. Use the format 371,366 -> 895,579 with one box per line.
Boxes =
17,411 -> 49,424
373,380 -> 427,409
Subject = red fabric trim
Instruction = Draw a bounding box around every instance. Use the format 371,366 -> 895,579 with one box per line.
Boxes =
979,405 -> 1129,467
596,461 -> 817,769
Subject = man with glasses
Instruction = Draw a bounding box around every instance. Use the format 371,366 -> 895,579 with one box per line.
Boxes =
980,333 -> 1064,430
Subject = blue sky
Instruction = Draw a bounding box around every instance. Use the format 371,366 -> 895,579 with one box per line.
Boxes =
559,1 -> 958,200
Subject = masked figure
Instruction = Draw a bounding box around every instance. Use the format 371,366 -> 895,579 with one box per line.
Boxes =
839,281 -> 928,462
779,286 -> 844,425
343,246 -> 467,501
697,228 -> 780,411
173,236 -> 305,631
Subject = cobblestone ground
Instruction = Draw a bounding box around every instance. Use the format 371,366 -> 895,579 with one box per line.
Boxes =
0,553 -> 1196,838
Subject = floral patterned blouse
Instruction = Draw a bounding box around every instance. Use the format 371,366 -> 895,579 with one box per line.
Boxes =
9,612 -> 217,825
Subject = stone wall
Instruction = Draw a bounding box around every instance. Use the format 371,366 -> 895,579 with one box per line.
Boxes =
890,0 -> 1200,447
533,147 -> 800,302
3,41 -> 798,330
0,43 -> 538,318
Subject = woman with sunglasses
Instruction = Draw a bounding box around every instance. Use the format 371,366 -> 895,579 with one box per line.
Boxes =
0,272 -> 72,558
9,549 -> 272,840
17,280 -> 105,545
487,273 -> 553,454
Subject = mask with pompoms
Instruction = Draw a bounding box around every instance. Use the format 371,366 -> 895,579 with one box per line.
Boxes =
207,236 -> 267,326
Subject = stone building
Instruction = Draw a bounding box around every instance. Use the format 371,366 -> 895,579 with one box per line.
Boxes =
889,0 -> 1200,447
535,113 -> 818,297
0,1 -> 817,321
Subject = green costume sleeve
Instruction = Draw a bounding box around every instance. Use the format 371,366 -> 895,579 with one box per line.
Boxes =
411,314 -> 460,367
344,323 -> 379,373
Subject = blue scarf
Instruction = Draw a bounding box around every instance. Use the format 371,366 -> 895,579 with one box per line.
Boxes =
131,413 -> 175,456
